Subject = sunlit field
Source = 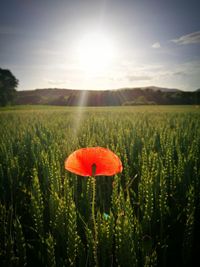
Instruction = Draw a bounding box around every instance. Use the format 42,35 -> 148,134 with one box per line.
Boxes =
0,105 -> 200,267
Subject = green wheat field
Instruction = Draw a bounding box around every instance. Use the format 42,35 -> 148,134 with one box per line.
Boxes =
0,105 -> 200,267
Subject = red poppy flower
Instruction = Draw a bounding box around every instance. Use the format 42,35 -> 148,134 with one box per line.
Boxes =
65,147 -> 123,176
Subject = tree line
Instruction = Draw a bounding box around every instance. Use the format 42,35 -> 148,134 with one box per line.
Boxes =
0,68 -> 200,106
0,68 -> 18,106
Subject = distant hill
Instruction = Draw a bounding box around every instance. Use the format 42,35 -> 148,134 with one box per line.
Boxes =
132,86 -> 180,92
14,87 -> 200,106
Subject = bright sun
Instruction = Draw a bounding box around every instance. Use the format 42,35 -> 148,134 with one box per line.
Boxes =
77,33 -> 116,75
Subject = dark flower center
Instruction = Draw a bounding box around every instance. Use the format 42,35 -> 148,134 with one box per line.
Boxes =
92,163 -> 96,176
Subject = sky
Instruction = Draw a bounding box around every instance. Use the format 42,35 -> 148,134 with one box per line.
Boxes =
0,0 -> 200,91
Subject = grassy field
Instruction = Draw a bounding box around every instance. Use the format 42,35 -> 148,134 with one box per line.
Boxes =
0,105 -> 200,267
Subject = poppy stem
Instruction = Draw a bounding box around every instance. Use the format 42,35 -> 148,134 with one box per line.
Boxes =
91,164 -> 98,267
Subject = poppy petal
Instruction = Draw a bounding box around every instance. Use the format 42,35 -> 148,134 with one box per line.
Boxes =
65,147 -> 123,176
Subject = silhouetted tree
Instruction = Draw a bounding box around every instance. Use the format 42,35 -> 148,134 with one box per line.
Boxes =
0,68 -> 18,106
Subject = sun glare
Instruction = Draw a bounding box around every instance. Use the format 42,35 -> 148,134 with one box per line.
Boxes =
77,33 -> 116,75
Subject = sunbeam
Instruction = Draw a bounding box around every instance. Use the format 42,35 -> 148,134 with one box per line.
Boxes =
72,90 -> 89,136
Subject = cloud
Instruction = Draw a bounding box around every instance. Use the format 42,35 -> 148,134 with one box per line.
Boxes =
127,75 -> 152,81
151,61 -> 200,79
33,49 -> 62,56
0,26 -> 23,35
44,79 -> 71,86
152,42 -> 161,49
173,71 -> 186,76
171,31 -> 200,45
